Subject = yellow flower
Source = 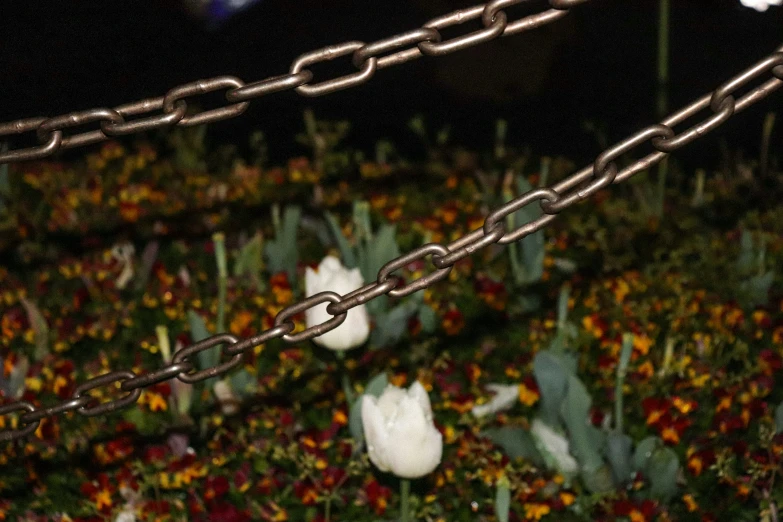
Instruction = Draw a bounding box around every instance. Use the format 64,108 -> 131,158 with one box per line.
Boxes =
147,392 -> 168,412
682,494 -> 698,512
24,377 -> 43,393
524,503 -> 551,520
95,488 -> 113,511
636,361 -> 654,379
633,334 -> 653,356
518,383 -> 539,406
559,492 -> 575,506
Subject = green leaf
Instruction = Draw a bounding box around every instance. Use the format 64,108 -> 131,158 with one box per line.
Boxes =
363,224 -> 400,284
264,205 -> 301,281
560,374 -> 605,477
8,356 -> 29,399
580,465 -> 615,495
774,402 -> 783,434
632,436 -> 662,473
370,301 -> 417,348
510,176 -> 545,284
20,298 -> 49,361
234,233 -> 264,280
556,285 -> 570,326
230,369 -> 256,397
324,212 -> 356,268
618,334 -> 633,374
123,405 -> 160,436
187,310 -> 216,384
483,426 -> 543,465
605,432 -> 633,486
349,395 -> 365,444
533,351 -> 570,429
495,480 -> 511,522
647,446 -> 680,502
418,304 -> 437,333
365,373 -> 389,397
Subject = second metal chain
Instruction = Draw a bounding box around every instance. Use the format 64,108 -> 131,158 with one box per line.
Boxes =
0,0 -> 588,165
1,43 -> 781,443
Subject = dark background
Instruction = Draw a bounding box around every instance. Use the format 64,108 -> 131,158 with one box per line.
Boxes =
1,0 -> 781,166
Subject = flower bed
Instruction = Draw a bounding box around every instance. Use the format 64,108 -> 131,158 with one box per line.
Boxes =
1,125 -> 782,521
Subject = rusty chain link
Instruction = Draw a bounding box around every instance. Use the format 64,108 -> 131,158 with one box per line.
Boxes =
0,3 -> 782,442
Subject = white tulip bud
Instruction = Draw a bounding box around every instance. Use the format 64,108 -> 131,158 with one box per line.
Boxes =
740,0 -> 782,11
530,418 -> 579,477
471,383 -> 520,418
305,256 -> 370,351
361,381 -> 443,479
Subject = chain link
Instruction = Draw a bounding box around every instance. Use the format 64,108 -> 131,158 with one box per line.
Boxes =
0,7 -> 782,442
0,0 -> 586,164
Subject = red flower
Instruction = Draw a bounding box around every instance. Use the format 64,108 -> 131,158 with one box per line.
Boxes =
613,499 -> 657,521
204,475 -> 230,503
205,502 -> 251,522
294,480 -> 319,505
642,397 -> 670,426
442,308 -> 465,336
363,478 -> 392,515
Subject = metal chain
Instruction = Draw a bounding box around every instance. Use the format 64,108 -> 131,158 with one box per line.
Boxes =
0,5 -> 781,442
0,0 -> 588,165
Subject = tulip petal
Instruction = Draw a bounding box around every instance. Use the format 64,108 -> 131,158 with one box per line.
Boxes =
304,256 -> 370,351
376,384 -> 406,419
384,395 -> 443,478
305,266 -> 320,296
319,255 -> 343,274
362,395 -> 391,473
408,381 -> 434,421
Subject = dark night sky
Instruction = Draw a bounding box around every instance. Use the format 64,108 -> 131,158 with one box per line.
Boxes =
1,1 -> 781,166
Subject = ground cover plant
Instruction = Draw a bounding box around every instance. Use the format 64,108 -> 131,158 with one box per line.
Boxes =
0,115 -> 782,522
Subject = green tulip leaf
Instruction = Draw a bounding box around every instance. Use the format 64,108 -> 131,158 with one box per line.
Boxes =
632,436 -> 662,473
560,374 -> 605,476
495,480 -> 511,522
325,212 -> 357,269
483,426 -> 544,465
775,402 -> 783,434
418,304 -> 437,333
606,432 -> 633,486
365,373 -> 389,398
647,446 -> 680,502
187,310 -> 217,385
349,395 -> 365,444
533,351 -> 571,429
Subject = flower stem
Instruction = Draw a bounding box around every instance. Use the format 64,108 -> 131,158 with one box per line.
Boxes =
213,232 -> 227,333
400,479 -> 411,522
336,351 -> 355,404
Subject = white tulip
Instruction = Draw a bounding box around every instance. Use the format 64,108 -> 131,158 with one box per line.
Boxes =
114,511 -> 136,522
530,419 -> 579,477
471,383 -> 520,418
361,381 -> 443,479
213,380 -> 239,415
305,256 -> 370,351
740,0 -> 781,11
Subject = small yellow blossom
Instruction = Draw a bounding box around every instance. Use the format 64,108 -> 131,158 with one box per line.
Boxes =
524,503 -> 551,520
